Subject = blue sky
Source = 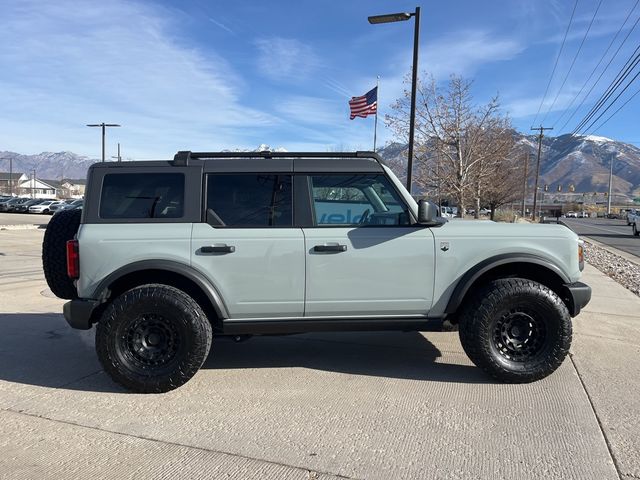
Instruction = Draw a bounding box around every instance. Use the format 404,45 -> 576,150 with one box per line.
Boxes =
1,0 -> 639,159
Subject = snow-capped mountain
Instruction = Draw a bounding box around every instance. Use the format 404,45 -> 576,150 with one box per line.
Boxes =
0,151 -> 97,181
0,145 -> 289,181
377,134 -> 640,199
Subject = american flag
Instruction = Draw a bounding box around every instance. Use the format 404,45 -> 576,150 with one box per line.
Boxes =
349,87 -> 377,120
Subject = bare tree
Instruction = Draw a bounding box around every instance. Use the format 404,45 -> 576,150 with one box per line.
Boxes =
386,74 -> 513,217
482,152 -> 524,220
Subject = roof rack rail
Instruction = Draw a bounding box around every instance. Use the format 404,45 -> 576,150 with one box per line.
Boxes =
171,150 -> 382,166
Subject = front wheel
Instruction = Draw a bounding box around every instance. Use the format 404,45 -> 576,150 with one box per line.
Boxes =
459,278 -> 572,383
96,284 -> 212,393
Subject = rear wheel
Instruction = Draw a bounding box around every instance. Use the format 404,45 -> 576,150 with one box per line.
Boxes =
459,278 -> 572,383
96,284 -> 212,393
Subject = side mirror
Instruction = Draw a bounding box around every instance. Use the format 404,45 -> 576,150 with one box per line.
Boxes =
417,199 -> 439,225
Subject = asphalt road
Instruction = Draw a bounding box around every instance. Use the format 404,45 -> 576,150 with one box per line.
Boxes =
559,217 -> 640,259
1,229 -> 639,479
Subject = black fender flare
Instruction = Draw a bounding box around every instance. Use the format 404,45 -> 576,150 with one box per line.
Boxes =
92,260 -> 229,319
444,253 -> 570,314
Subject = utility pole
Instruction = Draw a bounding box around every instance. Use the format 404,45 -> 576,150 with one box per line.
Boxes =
521,152 -> 529,217
111,143 -> 122,162
9,157 -> 12,196
607,156 -> 614,215
531,126 -> 553,222
31,169 -> 36,199
87,123 -> 121,162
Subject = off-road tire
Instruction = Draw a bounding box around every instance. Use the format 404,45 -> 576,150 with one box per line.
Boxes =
459,278 -> 572,383
42,209 -> 82,299
96,284 -> 212,393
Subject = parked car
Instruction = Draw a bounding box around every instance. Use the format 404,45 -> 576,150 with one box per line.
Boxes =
440,206 -> 458,218
0,197 -> 29,212
29,200 -> 60,214
54,199 -> 83,214
48,200 -> 72,215
627,209 -> 638,226
13,198 -> 45,213
579,211 -> 590,218
566,211 -> 578,218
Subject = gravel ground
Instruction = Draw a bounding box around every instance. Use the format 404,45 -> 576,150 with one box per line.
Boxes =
583,240 -> 640,296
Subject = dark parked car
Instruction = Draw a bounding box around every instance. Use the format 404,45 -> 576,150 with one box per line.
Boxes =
13,198 -> 46,213
0,197 -> 29,212
54,199 -> 83,214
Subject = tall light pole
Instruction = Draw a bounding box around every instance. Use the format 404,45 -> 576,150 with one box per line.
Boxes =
87,123 -> 121,162
368,7 -> 420,194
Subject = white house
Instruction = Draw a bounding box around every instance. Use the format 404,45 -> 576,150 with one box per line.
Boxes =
16,178 -> 59,198
0,172 -> 28,195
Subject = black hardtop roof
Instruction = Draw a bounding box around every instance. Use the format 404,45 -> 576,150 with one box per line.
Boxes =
88,151 -> 388,171
172,150 -> 385,166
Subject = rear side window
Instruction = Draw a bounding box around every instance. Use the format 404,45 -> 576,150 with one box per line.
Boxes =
100,173 -> 184,219
206,174 -> 292,227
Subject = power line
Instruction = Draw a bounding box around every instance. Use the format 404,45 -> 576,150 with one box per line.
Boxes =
581,66 -> 640,133
592,85 -> 640,132
572,48 -> 640,134
562,11 -> 640,133
541,0 -> 603,125
531,0 -> 578,128
554,0 -> 639,130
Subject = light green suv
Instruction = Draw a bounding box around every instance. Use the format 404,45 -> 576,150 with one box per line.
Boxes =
42,151 -> 591,393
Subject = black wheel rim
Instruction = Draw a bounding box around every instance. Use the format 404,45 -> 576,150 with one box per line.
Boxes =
120,313 -> 181,368
492,309 -> 547,362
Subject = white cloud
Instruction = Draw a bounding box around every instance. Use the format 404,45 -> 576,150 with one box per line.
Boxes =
422,30 -> 524,79
254,37 -> 322,81
276,95 -> 346,125
0,0 -> 278,158
503,90 -> 579,120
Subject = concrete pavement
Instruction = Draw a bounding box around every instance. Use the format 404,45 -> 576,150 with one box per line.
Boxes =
0,229 -> 638,479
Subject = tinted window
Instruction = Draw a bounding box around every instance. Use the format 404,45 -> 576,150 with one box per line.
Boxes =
311,174 -> 410,226
100,173 -> 184,219
207,174 -> 292,227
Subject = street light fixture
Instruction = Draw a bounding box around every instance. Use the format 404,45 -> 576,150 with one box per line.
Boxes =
368,7 -> 421,194
368,12 -> 412,24
87,123 -> 121,162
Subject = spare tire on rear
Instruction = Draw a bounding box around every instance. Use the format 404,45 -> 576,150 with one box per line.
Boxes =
42,209 -> 82,299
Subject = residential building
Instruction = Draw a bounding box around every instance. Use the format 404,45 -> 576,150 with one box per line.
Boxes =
0,172 -> 28,195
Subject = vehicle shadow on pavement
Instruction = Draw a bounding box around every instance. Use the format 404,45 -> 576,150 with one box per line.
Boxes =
0,313 -> 123,394
205,331 -> 495,384
0,314 -> 493,393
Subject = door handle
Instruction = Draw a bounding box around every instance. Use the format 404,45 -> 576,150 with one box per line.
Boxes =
201,244 -> 235,254
313,244 -> 347,253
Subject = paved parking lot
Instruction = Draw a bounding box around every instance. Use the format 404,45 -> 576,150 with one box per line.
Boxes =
0,228 -> 638,479
0,212 -> 50,227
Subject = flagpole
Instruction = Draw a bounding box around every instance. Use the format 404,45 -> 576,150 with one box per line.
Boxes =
373,76 -> 379,152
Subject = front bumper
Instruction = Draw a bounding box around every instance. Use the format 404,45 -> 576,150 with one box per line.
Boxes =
63,299 -> 100,330
563,282 -> 592,317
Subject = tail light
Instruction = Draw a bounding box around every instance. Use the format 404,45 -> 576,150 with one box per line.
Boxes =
66,239 -> 79,279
